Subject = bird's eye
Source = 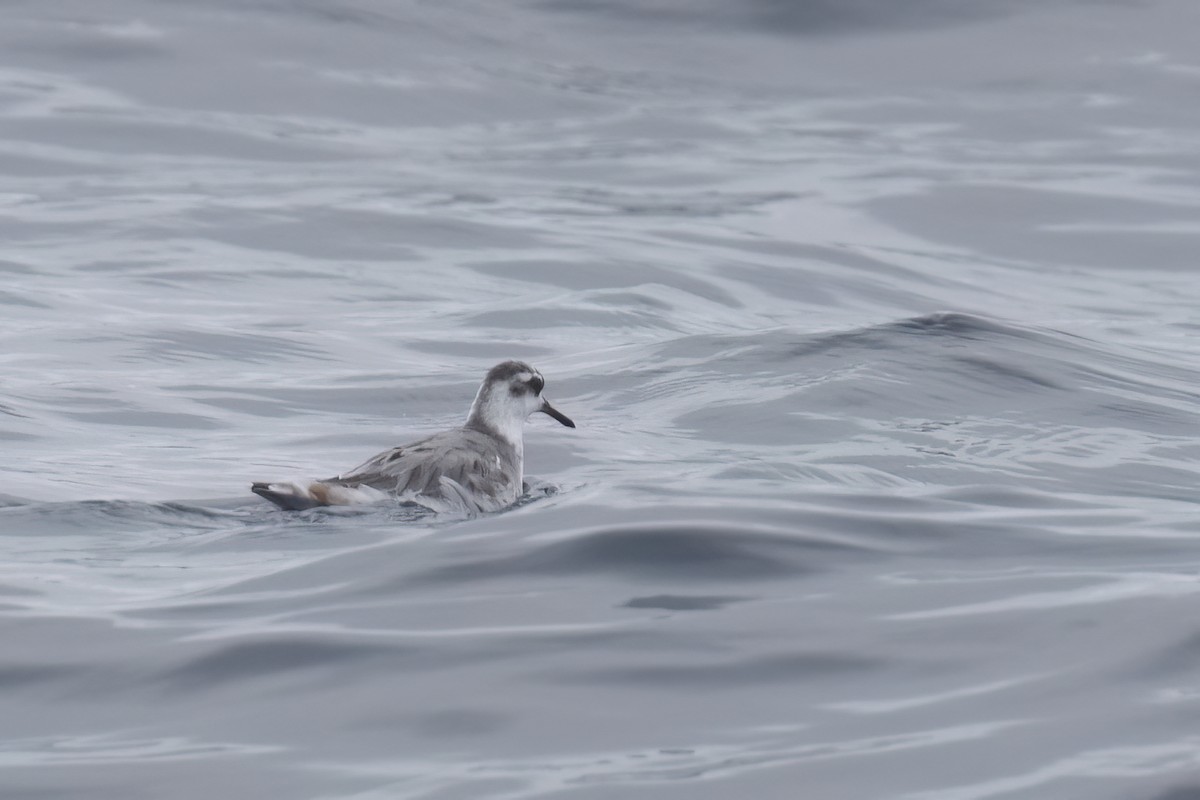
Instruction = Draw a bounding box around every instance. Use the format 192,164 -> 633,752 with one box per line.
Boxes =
528,375 -> 545,394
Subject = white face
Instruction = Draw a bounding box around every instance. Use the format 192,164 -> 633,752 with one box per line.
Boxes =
468,368 -> 542,430
467,361 -> 575,440
507,370 -> 546,418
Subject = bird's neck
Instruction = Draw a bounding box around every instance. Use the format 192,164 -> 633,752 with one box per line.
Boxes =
466,399 -> 525,457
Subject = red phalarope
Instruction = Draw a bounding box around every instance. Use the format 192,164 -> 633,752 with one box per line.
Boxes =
252,361 -> 575,514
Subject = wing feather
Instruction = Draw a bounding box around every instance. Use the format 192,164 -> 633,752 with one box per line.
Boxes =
315,428 -> 519,511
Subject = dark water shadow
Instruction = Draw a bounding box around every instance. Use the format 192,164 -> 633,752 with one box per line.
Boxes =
0,664 -> 83,689
622,594 -> 750,611
549,650 -> 882,688
0,491 -> 33,508
408,522 -> 859,586
534,0 -> 1089,35
0,498 -> 260,534
653,311 -> 1200,422
1149,789 -> 1200,800
158,637 -> 406,690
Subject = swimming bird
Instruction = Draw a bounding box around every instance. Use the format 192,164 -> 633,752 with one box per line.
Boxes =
251,360 -> 574,513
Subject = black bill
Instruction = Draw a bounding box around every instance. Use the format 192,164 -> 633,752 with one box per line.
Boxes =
539,398 -> 575,428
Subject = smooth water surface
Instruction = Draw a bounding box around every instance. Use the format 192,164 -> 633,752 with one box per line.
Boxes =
2,1 -> 1199,798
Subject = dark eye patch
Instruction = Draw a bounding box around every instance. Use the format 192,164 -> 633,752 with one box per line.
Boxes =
508,376 -> 542,398
507,373 -> 545,397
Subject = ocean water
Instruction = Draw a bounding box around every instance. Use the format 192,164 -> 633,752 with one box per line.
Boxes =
2,1 -> 1200,798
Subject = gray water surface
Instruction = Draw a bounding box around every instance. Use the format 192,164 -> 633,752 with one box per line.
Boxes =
2,1 -> 1200,798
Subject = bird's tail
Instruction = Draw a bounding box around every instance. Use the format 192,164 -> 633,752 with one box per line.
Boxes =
251,480 -> 389,510
251,481 -> 326,510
